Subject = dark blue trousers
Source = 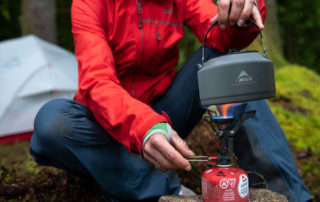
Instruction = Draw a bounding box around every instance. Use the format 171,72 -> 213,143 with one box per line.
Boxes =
30,48 -> 312,201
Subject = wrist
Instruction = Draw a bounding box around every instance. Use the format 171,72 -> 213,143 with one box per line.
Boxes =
142,122 -> 172,154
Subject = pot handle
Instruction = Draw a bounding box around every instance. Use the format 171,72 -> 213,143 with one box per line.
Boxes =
201,18 -> 267,66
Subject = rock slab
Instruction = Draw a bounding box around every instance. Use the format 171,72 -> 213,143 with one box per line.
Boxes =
158,188 -> 288,202
249,188 -> 288,202
159,195 -> 201,202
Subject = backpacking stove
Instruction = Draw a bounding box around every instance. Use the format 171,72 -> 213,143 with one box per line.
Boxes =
203,110 -> 256,167
203,110 -> 255,202
188,109 -> 256,202
194,18 -> 276,202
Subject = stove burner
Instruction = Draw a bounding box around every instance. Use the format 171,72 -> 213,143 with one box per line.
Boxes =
204,110 -> 256,166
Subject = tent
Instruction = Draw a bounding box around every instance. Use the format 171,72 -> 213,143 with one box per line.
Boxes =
0,35 -> 78,143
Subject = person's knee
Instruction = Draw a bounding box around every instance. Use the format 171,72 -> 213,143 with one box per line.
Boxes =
33,99 -> 74,146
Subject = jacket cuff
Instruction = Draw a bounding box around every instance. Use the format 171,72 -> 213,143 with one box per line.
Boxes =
161,110 -> 172,126
142,122 -> 172,156
133,114 -> 168,155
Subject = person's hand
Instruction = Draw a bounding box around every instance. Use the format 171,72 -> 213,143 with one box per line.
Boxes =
209,0 -> 264,30
143,130 -> 195,172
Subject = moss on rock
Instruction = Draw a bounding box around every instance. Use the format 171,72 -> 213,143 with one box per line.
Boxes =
267,66 -> 320,200
268,66 -> 320,153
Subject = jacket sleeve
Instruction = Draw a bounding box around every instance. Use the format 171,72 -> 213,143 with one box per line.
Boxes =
71,0 -> 168,154
183,0 -> 266,53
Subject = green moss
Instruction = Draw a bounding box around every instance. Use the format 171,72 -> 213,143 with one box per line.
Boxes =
49,194 -> 57,202
268,66 -> 320,153
24,157 -> 41,174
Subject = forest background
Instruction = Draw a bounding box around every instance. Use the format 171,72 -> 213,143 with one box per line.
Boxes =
0,0 -> 320,201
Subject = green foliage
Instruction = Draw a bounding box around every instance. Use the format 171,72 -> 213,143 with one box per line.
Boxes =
177,27 -> 200,70
268,66 -> 320,153
277,1 -> 320,73
0,0 -> 21,41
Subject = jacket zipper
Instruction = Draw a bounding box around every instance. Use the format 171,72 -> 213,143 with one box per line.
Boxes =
138,18 -> 144,68
132,0 -> 144,97
137,0 -> 143,14
155,20 -> 161,41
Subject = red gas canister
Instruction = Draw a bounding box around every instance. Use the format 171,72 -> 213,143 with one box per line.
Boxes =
202,166 -> 249,202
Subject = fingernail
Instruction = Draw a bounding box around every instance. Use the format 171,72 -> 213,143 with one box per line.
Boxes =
220,24 -> 226,30
229,21 -> 236,26
237,19 -> 244,27
185,165 -> 191,171
189,149 -> 195,156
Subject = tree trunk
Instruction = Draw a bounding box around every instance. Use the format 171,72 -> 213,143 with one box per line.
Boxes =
245,0 -> 286,66
21,0 -> 56,43
264,0 -> 282,55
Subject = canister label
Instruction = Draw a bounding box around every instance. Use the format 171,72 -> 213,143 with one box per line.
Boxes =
238,174 -> 249,198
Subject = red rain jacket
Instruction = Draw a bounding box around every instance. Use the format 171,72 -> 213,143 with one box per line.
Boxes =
71,0 -> 266,154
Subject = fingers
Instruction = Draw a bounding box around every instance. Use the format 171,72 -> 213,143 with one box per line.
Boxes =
216,0 -> 263,30
237,0 -> 254,27
155,135 -> 191,171
144,150 -> 174,172
171,131 -> 195,157
209,15 -> 218,25
229,0 -> 245,26
218,0 -> 231,29
143,152 -> 157,166
252,5 -> 264,30
144,133 -> 191,172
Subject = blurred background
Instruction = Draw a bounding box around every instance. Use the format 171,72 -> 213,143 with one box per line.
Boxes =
0,0 -> 319,201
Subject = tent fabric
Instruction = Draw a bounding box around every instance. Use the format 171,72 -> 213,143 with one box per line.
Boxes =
0,132 -> 33,144
0,35 -> 78,141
